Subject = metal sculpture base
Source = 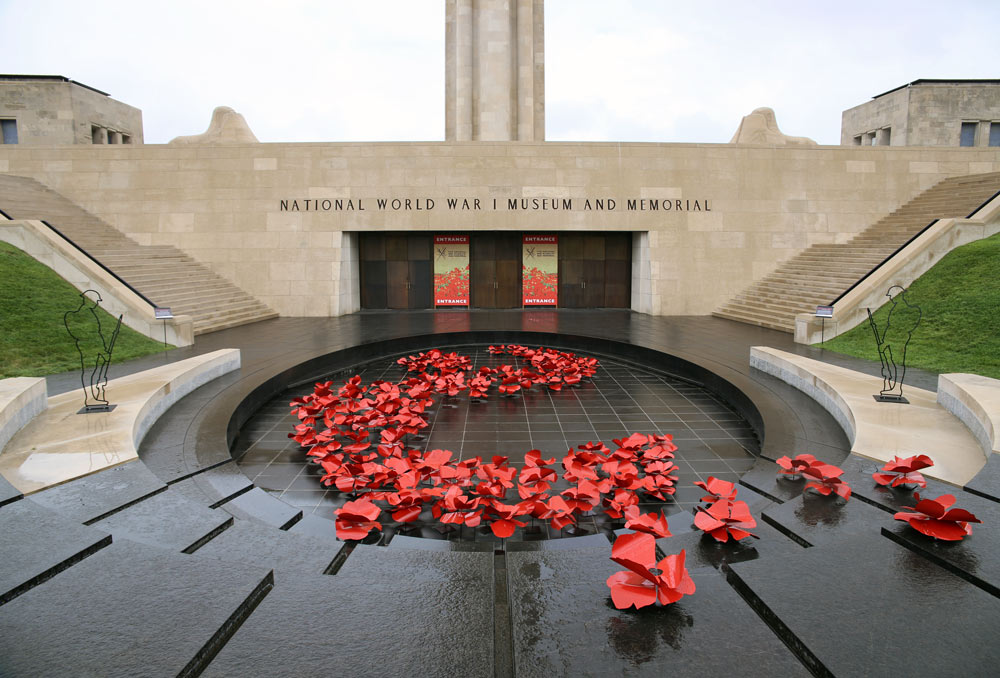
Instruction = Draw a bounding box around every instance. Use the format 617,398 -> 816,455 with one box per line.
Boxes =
77,404 -> 117,414
873,395 -> 908,404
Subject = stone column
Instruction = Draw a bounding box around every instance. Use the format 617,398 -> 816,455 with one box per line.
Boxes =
445,0 -> 544,141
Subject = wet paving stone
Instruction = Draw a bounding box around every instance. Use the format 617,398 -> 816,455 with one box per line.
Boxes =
507,547 -> 810,677
202,545 -> 494,678
761,492 -> 893,547
29,461 -> 166,524
0,539 -> 272,677
727,533 -> 1000,676
655,520 -> 806,571
0,475 -> 22,507
965,454 -> 1000,503
90,488 -> 233,552
169,461 -> 254,508
220,486 -> 302,529
192,520 -> 344,578
0,499 -> 110,605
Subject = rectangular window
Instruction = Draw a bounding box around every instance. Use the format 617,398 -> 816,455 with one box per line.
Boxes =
879,127 -> 891,146
107,131 -> 120,144
1,119 -> 17,144
853,135 -> 862,146
990,123 -> 1000,147
960,122 -> 978,147
868,132 -> 877,146
122,134 -> 132,144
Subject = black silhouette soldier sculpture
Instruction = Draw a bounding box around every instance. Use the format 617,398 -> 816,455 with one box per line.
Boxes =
867,285 -> 921,404
64,289 -> 122,413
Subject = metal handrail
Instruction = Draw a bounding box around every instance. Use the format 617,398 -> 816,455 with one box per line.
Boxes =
38,219 -> 158,309
828,187 -> 1000,306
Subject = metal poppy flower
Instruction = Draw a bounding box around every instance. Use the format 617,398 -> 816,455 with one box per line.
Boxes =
334,498 -> 383,540
693,498 -> 758,542
606,533 -> 695,609
893,493 -> 981,541
873,454 -> 934,489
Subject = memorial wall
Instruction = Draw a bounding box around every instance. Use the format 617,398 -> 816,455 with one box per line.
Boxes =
1,140 -> 998,317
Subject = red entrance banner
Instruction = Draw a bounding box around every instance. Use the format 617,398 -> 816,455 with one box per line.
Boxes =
523,234 -> 558,306
434,235 -> 470,306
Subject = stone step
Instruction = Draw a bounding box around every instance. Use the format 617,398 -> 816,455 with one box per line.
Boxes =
715,171 -> 1000,332
712,307 -> 794,332
0,174 -> 277,336
718,301 -> 801,323
194,310 -> 280,335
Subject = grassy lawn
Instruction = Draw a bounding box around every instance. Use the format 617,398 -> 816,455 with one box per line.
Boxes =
1,241 -> 173,378
817,232 -> 1000,379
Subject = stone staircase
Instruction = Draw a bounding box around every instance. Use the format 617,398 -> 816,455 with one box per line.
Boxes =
0,174 -> 277,335
713,171 -> 1000,332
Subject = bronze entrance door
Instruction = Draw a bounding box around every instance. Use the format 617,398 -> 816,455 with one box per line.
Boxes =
558,233 -> 631,308
471,233 -> 521,308
360,233 -> 432,309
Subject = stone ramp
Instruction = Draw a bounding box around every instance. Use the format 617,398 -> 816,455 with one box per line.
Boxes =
0,174 -> 277,335
714,171 -> 1000,332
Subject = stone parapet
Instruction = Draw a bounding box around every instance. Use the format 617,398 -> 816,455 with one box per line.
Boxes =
938,373 -> 1000,459
0,377 -> 47,454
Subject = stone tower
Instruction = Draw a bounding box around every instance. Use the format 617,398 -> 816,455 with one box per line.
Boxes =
445,0 -> 544,141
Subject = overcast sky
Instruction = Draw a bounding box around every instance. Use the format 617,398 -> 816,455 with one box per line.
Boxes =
3,0 -> 999,145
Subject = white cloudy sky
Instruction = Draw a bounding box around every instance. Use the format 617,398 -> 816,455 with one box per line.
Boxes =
3,0 -> 999,145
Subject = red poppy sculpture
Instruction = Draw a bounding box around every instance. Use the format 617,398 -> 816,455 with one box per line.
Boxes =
694,476 -> 737,503
606,532 -> 695,609
775,453 -> 819,478
801,461 -> 852,502
873,454 -> 934,489
622,505 -> 672,539
334,498 -> 382,540
693,499 -> 758,542
893,493 -> 982,541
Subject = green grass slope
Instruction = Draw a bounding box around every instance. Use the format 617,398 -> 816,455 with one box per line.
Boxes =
817,232 -> 1000,379
1,241 -> 173,377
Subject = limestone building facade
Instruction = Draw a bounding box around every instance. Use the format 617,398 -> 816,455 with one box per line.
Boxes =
0,75 -> 143,146
1,8 -> 999,329
842,79 -> 1000,147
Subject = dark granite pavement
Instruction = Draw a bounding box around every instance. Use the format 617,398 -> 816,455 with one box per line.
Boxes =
2,310 -> 996,677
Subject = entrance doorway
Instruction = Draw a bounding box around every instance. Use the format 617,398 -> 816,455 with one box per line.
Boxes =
471,233 -> 521,308
359,231 -> 631,310
558,233 -> 631,308
360,234 -> 432,309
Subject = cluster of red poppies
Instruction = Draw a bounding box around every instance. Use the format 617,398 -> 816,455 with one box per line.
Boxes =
776,452 -> 984,541
289,347 -> 681,544
433,265 -> 469,302
522,266 -> 557,301
395,345 -> 600,398
606,474 -> 761,610
868,454 -> 982,541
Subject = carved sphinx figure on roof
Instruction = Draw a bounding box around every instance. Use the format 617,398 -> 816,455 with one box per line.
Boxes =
169,106 -> 259,145
729,107 -> 817,146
